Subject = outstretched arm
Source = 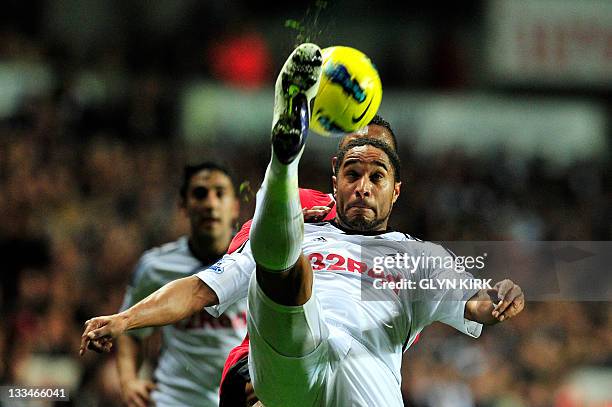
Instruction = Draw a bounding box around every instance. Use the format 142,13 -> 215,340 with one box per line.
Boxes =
80,275 -> 218,355
464,279 -> 525,325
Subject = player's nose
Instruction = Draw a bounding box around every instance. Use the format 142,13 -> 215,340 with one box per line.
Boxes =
201,192 -> 220,209
355,177 -> 372,197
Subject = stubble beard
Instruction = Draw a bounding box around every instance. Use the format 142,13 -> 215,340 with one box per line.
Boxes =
337,209 -> 387,232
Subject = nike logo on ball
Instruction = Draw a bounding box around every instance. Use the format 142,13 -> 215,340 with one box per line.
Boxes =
352,98 -> 373,123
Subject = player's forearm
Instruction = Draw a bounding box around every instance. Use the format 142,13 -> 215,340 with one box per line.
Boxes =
117,335 -> 142,385
464,289 -> 498,325
120,276 -> 219,331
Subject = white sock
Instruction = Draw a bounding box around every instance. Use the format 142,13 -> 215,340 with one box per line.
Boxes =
250,148 -> 304,271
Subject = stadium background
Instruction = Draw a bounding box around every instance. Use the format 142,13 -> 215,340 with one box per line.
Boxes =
0,0 -> 610,405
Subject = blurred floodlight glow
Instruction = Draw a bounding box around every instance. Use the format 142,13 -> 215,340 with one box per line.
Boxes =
182,85 -> 607,168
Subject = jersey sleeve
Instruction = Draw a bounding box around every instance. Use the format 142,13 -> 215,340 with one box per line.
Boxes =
197,241 -> 255,317
409,242 -> 483,338
119,255 -> 161,338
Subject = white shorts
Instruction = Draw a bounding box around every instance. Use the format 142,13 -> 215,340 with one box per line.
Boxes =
247,274 -> 404,407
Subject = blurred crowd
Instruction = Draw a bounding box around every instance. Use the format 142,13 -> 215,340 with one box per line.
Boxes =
1,79 -> 610,407
1,2 -> 611,406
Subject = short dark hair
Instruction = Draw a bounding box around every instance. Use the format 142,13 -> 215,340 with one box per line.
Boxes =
335,138 -> 401,182
180,162 -> 236,200
368,115 -> 398,151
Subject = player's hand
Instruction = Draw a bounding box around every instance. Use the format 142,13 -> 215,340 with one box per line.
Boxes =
121,378 -> 156,407
488,279 -> 525,322
79,314 -> 128,355
303,201 -> 335,222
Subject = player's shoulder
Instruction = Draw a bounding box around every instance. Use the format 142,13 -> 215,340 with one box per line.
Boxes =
381,231 -> 421,242
387,234 -> 453,261
140,236 -> 190,265
129,236 -> 201,287
397,237 -> 454,258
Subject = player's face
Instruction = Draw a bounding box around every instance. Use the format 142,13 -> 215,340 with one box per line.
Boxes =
182,169 -> 239,242
333,145 -> 401,232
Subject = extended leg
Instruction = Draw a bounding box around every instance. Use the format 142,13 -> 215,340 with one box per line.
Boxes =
247,44 -> 329,407
250,43 -> 322,306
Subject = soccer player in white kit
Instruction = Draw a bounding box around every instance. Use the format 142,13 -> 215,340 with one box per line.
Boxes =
116,162 -> 247,407
199,43 -> 525,406
80,44 -> 525,406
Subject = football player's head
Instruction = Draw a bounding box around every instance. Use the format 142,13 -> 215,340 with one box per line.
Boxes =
180,162 -> 239,245
333,138 -> 401,232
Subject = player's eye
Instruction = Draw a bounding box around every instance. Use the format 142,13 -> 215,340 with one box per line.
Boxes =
345,170 -> 359,179
192,187 -> 209,200
371,172 -> 384,182
215,188 -> 225,199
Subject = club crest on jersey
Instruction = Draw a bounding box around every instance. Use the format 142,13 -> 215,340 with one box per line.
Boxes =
208,259 -> 229,274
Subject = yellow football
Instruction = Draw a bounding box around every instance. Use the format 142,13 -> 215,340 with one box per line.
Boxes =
310,46 -> 382,137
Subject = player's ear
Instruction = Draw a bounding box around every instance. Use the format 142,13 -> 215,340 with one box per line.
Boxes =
331,156 -> 338,174
332,175 -> 337,196
392,181 -> 401,204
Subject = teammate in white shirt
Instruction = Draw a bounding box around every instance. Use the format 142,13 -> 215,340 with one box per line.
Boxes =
80,44 -> 525,406
116,162 -> 246,407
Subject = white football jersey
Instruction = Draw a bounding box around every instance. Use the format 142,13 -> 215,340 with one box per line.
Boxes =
197,222 -> 482,404
121,236 -> 247,407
